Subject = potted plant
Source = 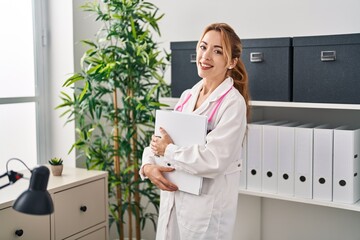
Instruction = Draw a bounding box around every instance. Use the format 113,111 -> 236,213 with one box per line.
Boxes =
49,157 -> 64,176
57,0 -> 170,239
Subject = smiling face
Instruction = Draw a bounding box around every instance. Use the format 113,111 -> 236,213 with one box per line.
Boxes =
196,30 -> 233,83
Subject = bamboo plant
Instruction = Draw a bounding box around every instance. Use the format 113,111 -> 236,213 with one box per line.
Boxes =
57,0 -> 170,239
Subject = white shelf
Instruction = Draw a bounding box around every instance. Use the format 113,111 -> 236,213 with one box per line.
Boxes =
251,100 -> 360,110
238,189 -> 360,212
161,97 -> 360,110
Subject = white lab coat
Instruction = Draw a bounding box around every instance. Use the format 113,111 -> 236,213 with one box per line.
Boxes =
141,77 -> 247,240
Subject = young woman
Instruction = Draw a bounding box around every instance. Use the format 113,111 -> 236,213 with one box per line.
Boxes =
140,23 -> 250,240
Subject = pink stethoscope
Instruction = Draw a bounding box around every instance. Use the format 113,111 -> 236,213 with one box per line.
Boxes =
175,86 -> 233,128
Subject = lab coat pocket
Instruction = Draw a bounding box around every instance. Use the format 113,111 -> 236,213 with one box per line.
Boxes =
177,192 -> 214,233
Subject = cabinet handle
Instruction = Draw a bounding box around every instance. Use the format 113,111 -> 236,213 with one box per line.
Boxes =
190,53 -> 196,63
321,50 -> 336,61
80,205 -> 87,212
15,229 -> 24,237
250,52 -> 264,63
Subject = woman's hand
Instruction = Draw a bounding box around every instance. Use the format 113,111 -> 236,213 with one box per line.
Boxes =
143,164 -> 178,191
150,127 -> 173,157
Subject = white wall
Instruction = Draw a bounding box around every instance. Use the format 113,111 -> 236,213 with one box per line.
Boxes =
48,0 -> 76,166
151,0 -> 360,47
55,0 -> 360,239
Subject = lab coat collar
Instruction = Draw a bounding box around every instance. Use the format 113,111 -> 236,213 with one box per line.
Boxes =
190,77 -> 234,114
206,77 -> 234,103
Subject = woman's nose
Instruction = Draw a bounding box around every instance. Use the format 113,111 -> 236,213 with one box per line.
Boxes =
202,49 -> 211,60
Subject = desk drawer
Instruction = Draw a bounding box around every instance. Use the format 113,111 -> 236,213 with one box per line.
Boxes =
64,226 -> 107,240
54,179 -> 106,240
0,206 -> 50,240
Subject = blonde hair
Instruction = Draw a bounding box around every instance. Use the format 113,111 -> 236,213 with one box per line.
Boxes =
198,23 -> 251,120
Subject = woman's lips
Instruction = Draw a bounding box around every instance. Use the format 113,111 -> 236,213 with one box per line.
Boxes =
199,62 -> 213,70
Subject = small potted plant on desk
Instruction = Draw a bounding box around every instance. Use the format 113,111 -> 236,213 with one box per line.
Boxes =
49,157 -> 63,176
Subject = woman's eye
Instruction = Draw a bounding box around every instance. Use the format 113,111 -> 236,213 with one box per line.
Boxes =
214,50 -> 223,55
199,45 -> 206,51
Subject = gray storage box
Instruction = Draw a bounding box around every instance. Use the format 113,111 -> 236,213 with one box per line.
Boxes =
242,37 -> 293,101
170,41 -> 201,97
293,33 -> 360,104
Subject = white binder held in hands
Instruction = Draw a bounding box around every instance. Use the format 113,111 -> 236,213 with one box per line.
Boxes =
154,110 -> 207,195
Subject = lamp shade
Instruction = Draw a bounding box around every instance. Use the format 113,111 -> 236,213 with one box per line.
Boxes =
12,165 -> 54,215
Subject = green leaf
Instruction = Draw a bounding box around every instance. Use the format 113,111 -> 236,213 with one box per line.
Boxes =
79,81 -> 89,102
81,40 -> 97,48
63,73 -> 84,87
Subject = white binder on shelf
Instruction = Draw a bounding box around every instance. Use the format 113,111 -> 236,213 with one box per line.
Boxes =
239,135 -> 247,190
333,126 -> 360,204
246,120 -> 273,191
154,110 -> 207,195
277,122 -> 299,196
261,121 -> 287,194
294,123 -> 316,199
313,125 -> 334,202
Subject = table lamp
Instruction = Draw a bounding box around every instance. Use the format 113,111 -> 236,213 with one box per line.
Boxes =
0,158 -> 54,215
